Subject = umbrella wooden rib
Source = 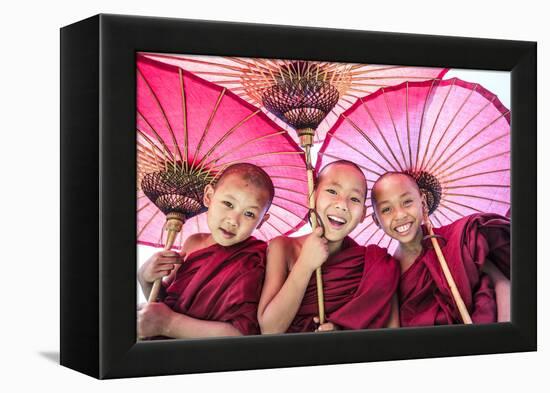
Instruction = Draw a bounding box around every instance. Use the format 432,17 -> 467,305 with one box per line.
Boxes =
423,84 -> 477,172
427,109 -> 510,176
382,85 -> 408,168
137,68 -> 184,164
419,79 -> 456,171
192,88 -> 226,167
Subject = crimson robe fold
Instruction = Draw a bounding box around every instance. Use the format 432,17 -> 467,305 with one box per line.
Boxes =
288,237 -> 400,333
399,213 -> 510,327
162,237 -> 266,335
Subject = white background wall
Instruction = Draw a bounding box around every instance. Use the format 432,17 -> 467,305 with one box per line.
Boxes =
2,0 -> 545,391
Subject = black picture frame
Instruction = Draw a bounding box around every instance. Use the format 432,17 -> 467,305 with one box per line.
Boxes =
60,14 -> 536,379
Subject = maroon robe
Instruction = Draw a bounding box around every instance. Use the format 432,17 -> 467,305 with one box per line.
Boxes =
399,213 -> 510,327
161,237 -> 266,335
288,237 -> 400,332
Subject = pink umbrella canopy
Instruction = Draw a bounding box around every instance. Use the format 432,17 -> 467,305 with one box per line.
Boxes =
136,55 -> 309,249
317,78 -> 511,253
141,53 -> 448,144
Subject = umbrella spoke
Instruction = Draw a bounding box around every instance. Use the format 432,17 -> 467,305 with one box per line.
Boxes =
445,192 -> 510,205
270,175 -> 308,184
382,86 -> 408,169
179,69 -> 189,171
437,202 -> 463,219
414,79 -> 436,173
202,130 -> 290,168
211,151 -> 304,170
434,208 -> 453,224
441,198 -> 483,213
343,112 -> 398,171
192,88 -> 227,167
419,79 -> 454,171
424,81 -> 476,173
136,113 -> 175,167
441,168 -> 510,185
434,136 -> 509,178
376,230 -> 387,246
430,107 -> 510,176
362,95 -> 405,171
137,68 -> 184,164
195,109 -> 262,174
444,184 -> 510,190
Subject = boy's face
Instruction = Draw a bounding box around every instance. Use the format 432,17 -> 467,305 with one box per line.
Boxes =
372,174 -> 425,245
315,163 -> 367,242
203,173 -> 270,246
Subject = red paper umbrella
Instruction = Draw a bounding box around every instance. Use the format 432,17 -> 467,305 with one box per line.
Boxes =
317,78 -> 510,254
136,55 -> 309,253
141,53 -> 448,143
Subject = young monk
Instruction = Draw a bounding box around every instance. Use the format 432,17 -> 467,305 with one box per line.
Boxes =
137,163 -> 273,339
258,160 -> 400,334
370,172 -> 510,326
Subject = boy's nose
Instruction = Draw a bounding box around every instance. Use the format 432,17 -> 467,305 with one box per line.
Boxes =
334,198 -> 348,211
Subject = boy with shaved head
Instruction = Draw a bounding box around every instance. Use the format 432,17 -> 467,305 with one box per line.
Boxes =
138,163 -> 273,338
371,172 -> 510,326
258,160 -> 400,334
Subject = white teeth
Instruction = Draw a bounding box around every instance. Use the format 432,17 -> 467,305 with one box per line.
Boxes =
395,223 -> 412,233
327,215 -> 347,224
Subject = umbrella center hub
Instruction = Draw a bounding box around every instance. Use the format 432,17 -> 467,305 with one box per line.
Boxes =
406,170 -> 442,215
141,164 -> 215,219
260,62 -> 340,131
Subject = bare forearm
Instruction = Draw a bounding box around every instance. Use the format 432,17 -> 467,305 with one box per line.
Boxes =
164,313 -> 242,339
259,260 -> 314,334
482,260 -> 510,322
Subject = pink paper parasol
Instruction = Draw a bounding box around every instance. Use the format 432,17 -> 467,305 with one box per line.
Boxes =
317,78 -> 510,254
136,55 -> 309,252
141,53 -> 448,144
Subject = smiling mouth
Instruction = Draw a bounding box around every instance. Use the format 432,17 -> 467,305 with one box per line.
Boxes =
393,222 -> 413,234
327,215 -> 348,228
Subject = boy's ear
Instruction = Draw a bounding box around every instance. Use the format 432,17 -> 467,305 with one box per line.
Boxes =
421,194 -> 429,216
203,184 -> 215,207
256,213 -> 270,229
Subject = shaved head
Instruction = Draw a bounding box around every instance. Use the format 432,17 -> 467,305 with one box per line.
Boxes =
370,171 -> 421,208
318,160 -> 368,200
215,163 -> 275,210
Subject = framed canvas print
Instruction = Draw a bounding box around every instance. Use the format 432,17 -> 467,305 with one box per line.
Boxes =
60,14 -> 536,379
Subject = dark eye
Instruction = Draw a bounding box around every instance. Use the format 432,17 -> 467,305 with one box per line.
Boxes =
381,207 -> 390,214
351,197 -> 361,203
223,201 -> 233,208
244,211 -> 255,218
404,199 -> 413,206
326,189 -> 336,195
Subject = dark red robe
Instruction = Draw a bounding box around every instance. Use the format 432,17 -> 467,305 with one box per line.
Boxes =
288,237 -> 400,332
161,237 -> 266,335
399,213 -> 510,327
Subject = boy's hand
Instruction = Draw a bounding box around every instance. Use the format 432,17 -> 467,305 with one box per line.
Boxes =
137,302 -> 174,338
299,227 -> 329,272
139,250 -> 185,284
313,316 -> 340,332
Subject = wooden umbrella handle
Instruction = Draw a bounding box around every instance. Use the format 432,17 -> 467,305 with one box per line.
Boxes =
425,216 -> 472,324
148,216 -> 183,303
304,143 -> 326,325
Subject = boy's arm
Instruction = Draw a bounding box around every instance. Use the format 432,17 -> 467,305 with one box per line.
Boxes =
137,234 -> 204,299
138,302 -> 242,339
482,260 -> 511,322
257,233 -> 325,334
385,294 -> 400,328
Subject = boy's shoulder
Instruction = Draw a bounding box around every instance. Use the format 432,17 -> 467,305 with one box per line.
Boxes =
183,233 -> 212,255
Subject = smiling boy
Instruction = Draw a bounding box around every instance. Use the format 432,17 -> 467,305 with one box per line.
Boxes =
371,172 -> 510,326
257,160 -> 400,334
137,163 -> 273,339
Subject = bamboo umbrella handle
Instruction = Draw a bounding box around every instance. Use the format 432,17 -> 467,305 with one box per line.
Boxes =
304,143 -> 326,325
148,216 -> 183,303
425,216 -> 472,324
